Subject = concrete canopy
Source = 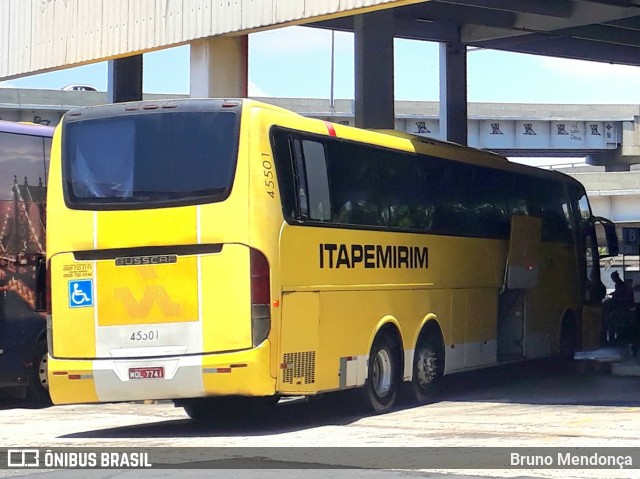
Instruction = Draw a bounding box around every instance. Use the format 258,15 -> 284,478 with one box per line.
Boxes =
0,0 -> 425,81
4,1 -> 640,81
311,0 -> 640,67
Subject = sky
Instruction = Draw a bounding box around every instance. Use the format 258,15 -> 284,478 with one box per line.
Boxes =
4,25 -> 640,105
4,25 -> 640,167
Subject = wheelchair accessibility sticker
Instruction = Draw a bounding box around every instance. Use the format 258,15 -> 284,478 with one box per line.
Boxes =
69,279 -> 94,308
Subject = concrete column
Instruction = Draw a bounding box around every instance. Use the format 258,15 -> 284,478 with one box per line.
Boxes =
587,147 -> 632,172
190,36 -> 248,98
439,43 -> 468,145
107,55 -> 143,103
354,11 -> 395,129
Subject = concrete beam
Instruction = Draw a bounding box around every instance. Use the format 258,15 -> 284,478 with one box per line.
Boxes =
354,11 -> 395,129
437,0 -> 574,18
190,36 -> 248,98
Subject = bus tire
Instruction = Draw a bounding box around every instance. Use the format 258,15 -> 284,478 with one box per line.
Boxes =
411,335 -> 442,404
559,316 -> 578,360
27,340 -> 51,405
363,333 -> 400,414
182,398 -> 214,422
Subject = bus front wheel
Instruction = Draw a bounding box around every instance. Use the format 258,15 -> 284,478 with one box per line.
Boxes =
363,334 -> 400,414
559,317 -> 578,360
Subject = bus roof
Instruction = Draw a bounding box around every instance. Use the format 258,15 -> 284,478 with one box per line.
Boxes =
59,98 -> 583,191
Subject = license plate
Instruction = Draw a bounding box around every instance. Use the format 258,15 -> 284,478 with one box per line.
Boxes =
128,367 -> 164,380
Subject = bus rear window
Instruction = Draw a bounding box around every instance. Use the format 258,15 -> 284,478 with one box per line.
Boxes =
62,111 -> 240,209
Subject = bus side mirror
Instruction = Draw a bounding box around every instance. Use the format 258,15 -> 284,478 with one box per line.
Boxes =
34,254 -> 48,313
593,217 -> 619,258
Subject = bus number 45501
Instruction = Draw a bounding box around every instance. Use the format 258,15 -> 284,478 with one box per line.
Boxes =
130,330 -> 159,341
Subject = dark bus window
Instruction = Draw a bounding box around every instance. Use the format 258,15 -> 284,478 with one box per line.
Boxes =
271,131 -> 297,219
301,140 -> 331,221
63,111 -> 240,209
534,179 -> 572,243
378,152 -> 429,230
271,126 -> 573,243
423,159 -> 473,237
326,141 -> 381,227
0,132 -> 48,201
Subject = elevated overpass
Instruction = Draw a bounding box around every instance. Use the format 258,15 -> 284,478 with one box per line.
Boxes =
2,89 -> 640,171
4,0 -> 640,177
2,87 -> 639,224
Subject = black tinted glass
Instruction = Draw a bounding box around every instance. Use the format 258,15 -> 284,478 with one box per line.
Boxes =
63,111 -> 239,209
0,132 -> 49,201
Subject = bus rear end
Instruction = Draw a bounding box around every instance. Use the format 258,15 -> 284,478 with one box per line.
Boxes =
47,99 -> 276,405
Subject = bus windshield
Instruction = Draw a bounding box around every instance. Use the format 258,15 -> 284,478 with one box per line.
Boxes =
62,111 -> 240,209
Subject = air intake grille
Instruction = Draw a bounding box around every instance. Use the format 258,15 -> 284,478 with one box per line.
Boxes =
282,351 -> 316,384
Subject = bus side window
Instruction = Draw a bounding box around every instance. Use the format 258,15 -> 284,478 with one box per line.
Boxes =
326,142 -> 380,227
378,153 -> 425,230
291,139 -> 309,219
301,140 -> 331,222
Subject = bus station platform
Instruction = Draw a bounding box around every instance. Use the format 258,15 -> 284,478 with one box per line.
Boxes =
575,347 -> 640,376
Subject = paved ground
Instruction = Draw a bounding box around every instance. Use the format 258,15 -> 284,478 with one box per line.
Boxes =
0,359 -> 638,479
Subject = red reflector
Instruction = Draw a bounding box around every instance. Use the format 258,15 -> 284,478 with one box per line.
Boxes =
324,121 -> 337,137
230,363 -> 248,368
52,371 -> 68,376
217,368 -> 232,373
68,374 -> 81,380
280,363 -> 288,369
528,265 -> 534,271
250,249 -> 270,306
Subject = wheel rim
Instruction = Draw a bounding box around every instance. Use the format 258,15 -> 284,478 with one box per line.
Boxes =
38,354 -> 49,390
416,346 -> 436,389
372,349 -> 392,398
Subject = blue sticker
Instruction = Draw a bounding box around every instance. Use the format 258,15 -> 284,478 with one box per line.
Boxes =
68,279 -> 93,308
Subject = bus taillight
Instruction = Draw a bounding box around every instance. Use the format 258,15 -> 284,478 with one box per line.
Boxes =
250,248 -> 271,347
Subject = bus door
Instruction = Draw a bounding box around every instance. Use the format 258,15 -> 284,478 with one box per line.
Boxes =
570,187 -> 618,349
583,221 -> 618,348
498,215 -> 542,361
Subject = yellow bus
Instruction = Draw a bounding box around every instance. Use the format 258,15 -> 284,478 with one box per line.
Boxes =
44,99 -> 617,418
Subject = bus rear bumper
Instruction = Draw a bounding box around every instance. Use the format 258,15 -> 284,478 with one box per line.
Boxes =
48,341 -> 276,405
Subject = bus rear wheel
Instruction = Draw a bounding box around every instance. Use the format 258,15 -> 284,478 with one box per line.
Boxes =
411,336 -> 441,404
363,334 -> 400,414
27,340 -> 51,405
